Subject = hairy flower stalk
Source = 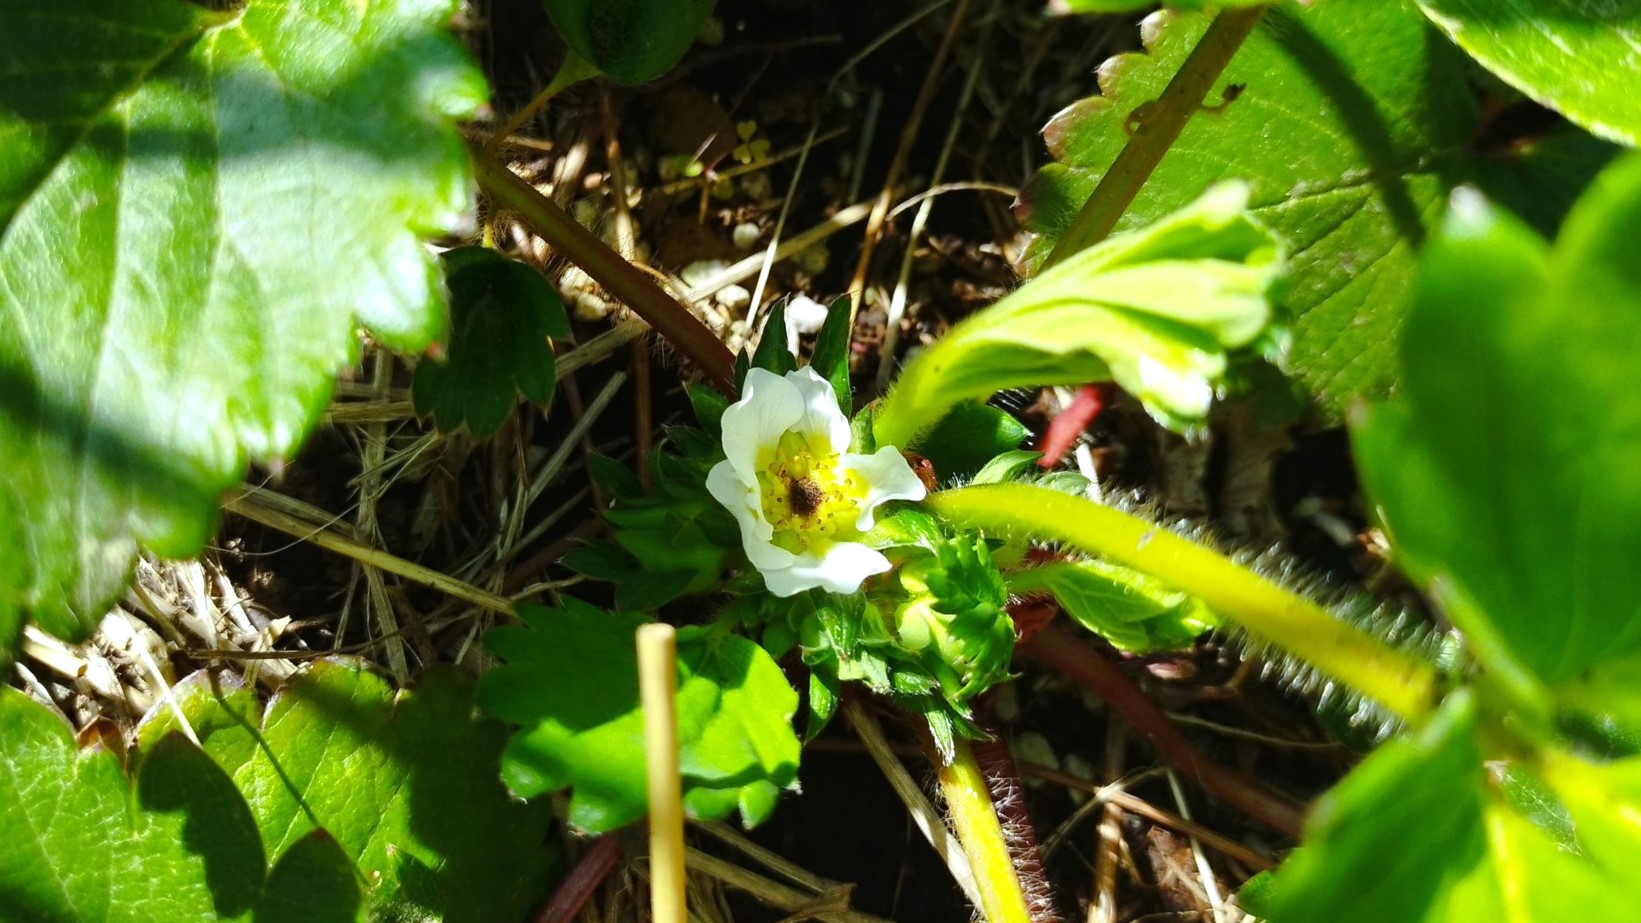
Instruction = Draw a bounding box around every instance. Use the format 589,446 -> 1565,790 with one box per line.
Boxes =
707,367 -> 926,597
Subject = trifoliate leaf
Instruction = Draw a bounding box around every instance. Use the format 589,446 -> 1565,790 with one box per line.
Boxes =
0,0 -> 487,657
0,686 -> 362,923
1416,0 -> 1641,146
1021,0 -> 1477,416
542,0 -> 714,84
135,661 -> 556,923
876,182 -> 1282,445
413,247 -> 568,438
1011,558 -> 1219,652
1353,157 -> 1641,689
480,599 -> 801,832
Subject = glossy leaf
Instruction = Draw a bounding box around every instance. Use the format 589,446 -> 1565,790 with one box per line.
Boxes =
0,687 -> 361,923
480,599 -> 801,832
0,0 -> 487,656
1021,0 -> 1478,415
1416,0 -> 1641,146
1352,157 -> 1641,689
1010,558 -> 1219,652
911,402 -> 1030,483
876,182 -> 1281,446
542,0 -> 715,84
413,247 -> 568,438
136,661 -> 555,923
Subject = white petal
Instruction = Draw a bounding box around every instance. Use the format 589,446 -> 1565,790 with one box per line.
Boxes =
706,460 -> 794,570
721,368 -> 803,482
841,447 -> 927,530
762,540 -> 890,597
785,366 -> 850,454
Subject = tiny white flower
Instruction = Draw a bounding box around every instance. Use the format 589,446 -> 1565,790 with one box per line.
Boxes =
706,366 -> 927,597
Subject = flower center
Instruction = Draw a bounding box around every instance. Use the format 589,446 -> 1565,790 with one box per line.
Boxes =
755,431 -> 863,552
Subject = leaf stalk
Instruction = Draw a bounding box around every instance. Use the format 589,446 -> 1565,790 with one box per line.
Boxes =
928,483 -> 1440,726
1042,5 -> 1266,267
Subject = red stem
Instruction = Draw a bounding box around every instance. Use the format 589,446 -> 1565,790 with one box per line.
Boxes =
1019,624 -> 1304,837
532,834 -> 624,923
1036,383 -> 1108,469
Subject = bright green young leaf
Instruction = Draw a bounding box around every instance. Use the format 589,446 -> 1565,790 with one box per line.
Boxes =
1009,558 -> 1219,652
1416,0 -> 1641,146
0,686 -> 362,923
0,1 -> 487,656
875,182 -> 1281,446
136,661 -> 556,923
1352,156 -> 1641,689
480,599 -> 801,833
542,0 -> 714,84
1261,693 -> 1630,922
413,247 -> 568,438
1022,0 -> 1483,416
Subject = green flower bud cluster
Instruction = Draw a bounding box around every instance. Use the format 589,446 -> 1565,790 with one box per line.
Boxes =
887,533 -> 1015,706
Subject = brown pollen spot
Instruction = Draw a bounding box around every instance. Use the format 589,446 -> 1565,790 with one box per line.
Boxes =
788,476 -> 825,518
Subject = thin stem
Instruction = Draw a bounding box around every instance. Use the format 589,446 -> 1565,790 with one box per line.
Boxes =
483,51 -> 599,154
1020,625 -> 1304,836
938,736 -> 1036,923
637,623 -> 686,923
224,486 -> 516,616
1042,6 -> 1265,268
928,483 -> 1440,726
470,147 -> 738,393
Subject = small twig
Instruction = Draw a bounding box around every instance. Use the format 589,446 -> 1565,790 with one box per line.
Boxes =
638,624 -> 687,923
531,834 -> 623,923
1089,720 -> 1128,923
1019,626 -> 1303,836
471,147 -> 737,393
683,196 -> 885,305
1043,6 -> 1265,267
224,486 -> 516,617
1166,770 -> 1227,923
847,0 -> 974,318
683,849 -> 891,923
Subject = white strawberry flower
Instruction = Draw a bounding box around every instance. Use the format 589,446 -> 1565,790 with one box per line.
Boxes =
706,366 -> 927,597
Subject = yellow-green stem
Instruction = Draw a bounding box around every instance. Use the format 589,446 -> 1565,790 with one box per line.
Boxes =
938,736 -> 1035,923
928,484 -> 1440,726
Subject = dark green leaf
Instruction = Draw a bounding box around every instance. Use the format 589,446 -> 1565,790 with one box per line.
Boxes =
1469,129 -> 1622,238
480,599 -> 800,832
1011,558 -> 1220,652
911,402 -> 1030,482
413,247 -> 568,438
588,454 -> 645,499
541,0 -> 714,84
809,295 -> 855,412
561,541 -> 641,582
1416,0 -> 1641,145
1021,0 -> 1478,416
1352,157 -> 1641,689
0,0 -> 486,655
615,568 -> 697,610
688,382 -> 732,436
254,832 -> 362,923
136,662 -> 556,923
750,299 -> 797,376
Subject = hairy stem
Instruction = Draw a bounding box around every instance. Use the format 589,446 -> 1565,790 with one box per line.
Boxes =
1042,6 -> 1265,268
470,147 -> 738,393
928,483 -> 1440,726
938,735 -> 1036,923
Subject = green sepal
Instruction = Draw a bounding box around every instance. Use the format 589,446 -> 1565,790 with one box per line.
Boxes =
588,454 -> 645,500
750,299 -> 797,376
1009,557 -> 1219,652
688,383 -> 732,437
806,666 -> 842,740
809,295 -> 855,412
